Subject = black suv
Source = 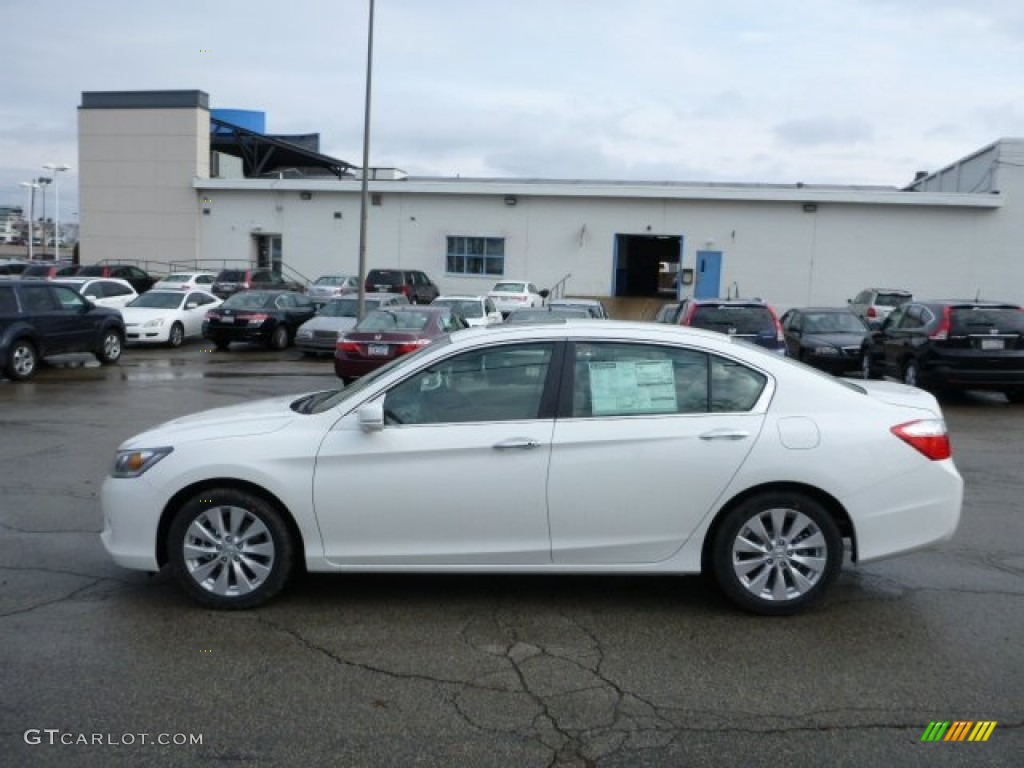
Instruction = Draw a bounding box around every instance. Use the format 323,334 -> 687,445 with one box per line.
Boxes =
676,298 -> 787,354
861,299 -> 1024,401
0,278 -> 126,381
365,269 -> 439,304
211,268 -> 297,299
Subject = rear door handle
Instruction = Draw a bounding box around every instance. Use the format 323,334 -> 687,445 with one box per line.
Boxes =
699,429 -> 750,441
493,438 -> 541,451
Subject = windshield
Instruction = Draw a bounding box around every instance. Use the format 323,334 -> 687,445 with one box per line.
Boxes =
356,309 -> 432,332
432,299 -> 483,318
128,292 -> 183,309
223,292 -> 273,309
492,282 -> 526,293
802,312 -> 866,334
161,274 -> 193,283
303,337 -> 451,414
314,275 -> 353,286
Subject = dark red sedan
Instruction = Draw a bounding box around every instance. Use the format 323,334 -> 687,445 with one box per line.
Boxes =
334,306 -> 467,383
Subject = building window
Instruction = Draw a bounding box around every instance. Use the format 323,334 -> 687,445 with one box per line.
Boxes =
446,236 -> 505,276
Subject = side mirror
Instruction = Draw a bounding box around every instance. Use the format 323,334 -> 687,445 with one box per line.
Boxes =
539,289 -> 550,299
357,401 -> 385,432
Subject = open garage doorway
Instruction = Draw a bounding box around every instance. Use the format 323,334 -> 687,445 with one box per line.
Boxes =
613,234 -> 683,297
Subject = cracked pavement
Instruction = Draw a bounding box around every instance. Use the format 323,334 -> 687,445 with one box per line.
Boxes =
1,345 -> 1022,767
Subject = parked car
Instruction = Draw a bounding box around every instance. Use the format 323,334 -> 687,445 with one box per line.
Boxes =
211,268 -> 299,299
653,301 -> 682,324
860,299 -> 1024,401
152,271 -> 217,291
849,288 -> 913,326
75,264 -> 157,294
0,260 -> 30,276
780,307 -> 870,374
100,320 -> 963,614
0,277 -> 125,381
50,277 -> 138,310
122,290 -> 222,347
505,306 -> 592,324
676,298 -> 787,355
203,290 -> 317,350
487,280 -> 547,316
546,297 -> 609,319
364,268 -> 440,305
430,295 -> 503,327
306,274 -> 360,306
19,262 -> 79,280
295,293 -> 409,355
334,305 -> 466,382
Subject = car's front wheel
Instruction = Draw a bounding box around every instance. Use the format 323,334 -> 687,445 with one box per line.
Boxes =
96,329 -> 123,364
167,488 -> 295,609
167,322 -> 185,348
712,492 -> 842,615
5,338 -> 39,381
268,324 -> 289,350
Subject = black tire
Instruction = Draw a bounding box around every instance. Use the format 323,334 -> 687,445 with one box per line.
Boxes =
903,360 -> 920,388
167,322 -> 185,348
712,491 -> 842,616
96,328 -> 123,365
860,351 -> 878,380
268,324 -> 289,350
167,488 -> 295,610
213,338 -> 231,351
5,338 -> 39,381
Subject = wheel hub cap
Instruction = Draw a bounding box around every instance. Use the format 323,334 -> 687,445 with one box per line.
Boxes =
731,508 -> 828,602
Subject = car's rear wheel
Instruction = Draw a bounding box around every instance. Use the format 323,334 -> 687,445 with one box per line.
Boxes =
5,338 -> 39,381
168,488 -> 295,609
903,360 -> 920,388
167,322 -> 185,348
268,324 -> 289,350
96,329 -> 123,364
712,491 -> 841,615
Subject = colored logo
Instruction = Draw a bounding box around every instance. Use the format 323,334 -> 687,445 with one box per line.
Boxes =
921,721 -> 997,742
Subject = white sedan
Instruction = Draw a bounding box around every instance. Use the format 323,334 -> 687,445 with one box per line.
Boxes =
101,321 -> 962,614
152,271 -> 217,291
487,280 -> 546,315
122,290 -> 222,347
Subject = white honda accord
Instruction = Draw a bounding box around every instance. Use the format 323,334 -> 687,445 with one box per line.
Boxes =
101,321 -> 962,615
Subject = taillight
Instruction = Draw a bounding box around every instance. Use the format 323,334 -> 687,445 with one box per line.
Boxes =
929,306 -> 951,340
206,311 -> 221,320
401,285 -> 413,298
772,312 -> 785,342
867,306 -> 877,318
890,420 -> 952,461
337,340 -> 361,354
248,313 -> 270,323
395,339 -> 432,355
680,305 -> 696,325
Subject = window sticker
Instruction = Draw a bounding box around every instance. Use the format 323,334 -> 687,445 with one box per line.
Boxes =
589,360 -> 677,416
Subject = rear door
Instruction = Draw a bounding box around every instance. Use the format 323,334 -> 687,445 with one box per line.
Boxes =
547,341 -> 768,564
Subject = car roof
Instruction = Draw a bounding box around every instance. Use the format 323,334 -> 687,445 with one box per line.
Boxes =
866,288 -> 913,295
916,299 -> 1020,307
689,298 -> 769,306
434,295 -> 485,301
789,306 -> 858,313
52,277 -> 134,288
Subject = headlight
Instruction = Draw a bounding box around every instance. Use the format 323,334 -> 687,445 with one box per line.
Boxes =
143,318 -> 166,328
112,447 -> 173,478
813,346 -> 839,356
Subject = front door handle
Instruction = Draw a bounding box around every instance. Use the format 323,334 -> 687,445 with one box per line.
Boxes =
493,438 -> 541,451
699,429 -> 750,441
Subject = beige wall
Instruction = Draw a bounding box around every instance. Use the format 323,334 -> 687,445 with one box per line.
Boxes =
78,107 -> 209,267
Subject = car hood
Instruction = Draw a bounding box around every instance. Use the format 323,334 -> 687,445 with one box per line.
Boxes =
120,395 -> 300,448
854,380 -> 943,417
121,307 -> 176,323
803,332 -> 865,347
301,316 -> 357,332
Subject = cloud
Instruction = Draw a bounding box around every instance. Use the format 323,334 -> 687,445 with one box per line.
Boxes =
773,117 -> 875,148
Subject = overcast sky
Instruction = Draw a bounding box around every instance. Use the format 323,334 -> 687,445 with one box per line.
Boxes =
3,0 -> 1024,219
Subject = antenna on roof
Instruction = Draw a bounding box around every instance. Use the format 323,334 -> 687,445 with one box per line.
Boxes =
974,288 -> 980,301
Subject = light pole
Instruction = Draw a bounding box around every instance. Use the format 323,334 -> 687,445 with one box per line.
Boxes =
356,0 -> 375,321
44,163 -> 71,262
37,177 -> 52,257
19,181 -> 40,260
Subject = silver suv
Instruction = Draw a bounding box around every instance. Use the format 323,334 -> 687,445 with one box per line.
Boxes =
848,288 -> 912,326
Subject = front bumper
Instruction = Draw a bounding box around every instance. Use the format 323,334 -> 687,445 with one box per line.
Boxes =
100,475 -> 169,571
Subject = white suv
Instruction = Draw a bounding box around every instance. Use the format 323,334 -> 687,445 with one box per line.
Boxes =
849,288 -> 912,325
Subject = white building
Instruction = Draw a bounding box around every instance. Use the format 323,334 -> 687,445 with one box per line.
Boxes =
78,90 -> 1023,311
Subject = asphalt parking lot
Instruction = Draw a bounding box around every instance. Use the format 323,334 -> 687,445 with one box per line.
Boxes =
1,341 -> 1022,767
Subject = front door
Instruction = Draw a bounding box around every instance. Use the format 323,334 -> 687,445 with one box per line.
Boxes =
694,250 -> 722,299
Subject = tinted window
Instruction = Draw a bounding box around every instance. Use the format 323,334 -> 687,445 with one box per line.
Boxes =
689,305 -> 776,333
76,266 -> 105,277
572,343 -> 709,417
949,306 -> 1024,334
22,285 -> 58,312
709,356 -> 768,412
801,312 -> 866,333
367,270 -> 402,288
223,292 -> 274,309
104,282 -> 134,297
52,286 -> 88,311
357,310 -> 432,332
132,292 -> 183,309
876,292 -> 911,307
216,270 -> 246,282
383,343 -> 554,425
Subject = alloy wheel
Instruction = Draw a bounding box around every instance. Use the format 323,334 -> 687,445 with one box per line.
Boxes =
730,507 -> 829,603
181,505 -> 276,599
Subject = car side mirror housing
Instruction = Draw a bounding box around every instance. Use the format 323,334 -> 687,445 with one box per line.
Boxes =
539,289 -> 550,299
357,401 -> 385,432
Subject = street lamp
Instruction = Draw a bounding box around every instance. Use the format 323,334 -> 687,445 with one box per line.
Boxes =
37,177 -> 52,257
44,163 -> 71,261
19,181 -> 40,260
356,0 -> 376,321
